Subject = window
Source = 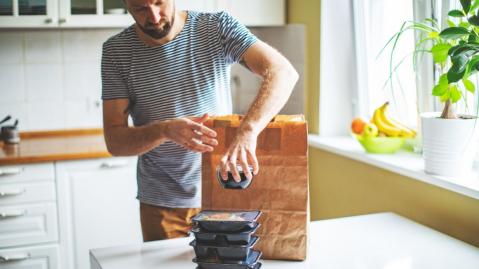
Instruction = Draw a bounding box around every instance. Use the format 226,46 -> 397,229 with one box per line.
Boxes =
353,0 -> 418,127
353,0 -> 479,126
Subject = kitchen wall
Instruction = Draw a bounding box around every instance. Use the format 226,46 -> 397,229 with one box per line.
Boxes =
0,25 -> 305,131
288,0 -> 479,248
0,29 -> 117,130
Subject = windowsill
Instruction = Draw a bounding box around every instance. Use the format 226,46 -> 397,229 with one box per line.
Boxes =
308,135 -> 479,201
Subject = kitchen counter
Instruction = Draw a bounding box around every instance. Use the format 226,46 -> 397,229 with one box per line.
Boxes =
90,212 -> 479,269
0,129 -> 110,165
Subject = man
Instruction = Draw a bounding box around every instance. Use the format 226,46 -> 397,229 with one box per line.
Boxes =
101,0 -> 298,241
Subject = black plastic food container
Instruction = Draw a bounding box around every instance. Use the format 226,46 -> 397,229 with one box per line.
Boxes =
216,165 -> 254,189
193,250 -> 262,269
192,210 -> 261,232
195,263 -> 261,269
190,235 -> 259,260
190,222 -> 260,245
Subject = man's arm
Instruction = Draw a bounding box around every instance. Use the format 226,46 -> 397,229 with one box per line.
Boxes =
219,40 -> 299,181
103,99 -> 218,156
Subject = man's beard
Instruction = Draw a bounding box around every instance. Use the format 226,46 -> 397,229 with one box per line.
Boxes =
138,15 -> 175,39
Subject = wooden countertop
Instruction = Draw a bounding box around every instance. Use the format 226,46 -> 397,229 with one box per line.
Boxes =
0,129 -> 111,165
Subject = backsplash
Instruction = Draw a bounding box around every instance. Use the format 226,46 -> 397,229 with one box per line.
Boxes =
0,25 -> 304,131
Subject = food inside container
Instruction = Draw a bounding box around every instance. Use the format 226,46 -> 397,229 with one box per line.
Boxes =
190,222 -> 260,245
192,210 -> 261,232
190,236 -> 259,260
193,250 -> 262,269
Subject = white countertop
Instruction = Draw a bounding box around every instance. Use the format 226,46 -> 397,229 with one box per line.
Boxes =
90,212 -> 479,269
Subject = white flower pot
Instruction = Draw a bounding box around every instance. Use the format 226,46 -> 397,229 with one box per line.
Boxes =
421,112 -> 479,177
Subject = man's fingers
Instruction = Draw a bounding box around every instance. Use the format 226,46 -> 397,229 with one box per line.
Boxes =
219,156 -> 229,181
190,123 -> 217,138
239,147 -> 252,180
247,148 -> 259,175
190,113 -> 209,123
228,150 -> 240,182
200,135 -> 218,147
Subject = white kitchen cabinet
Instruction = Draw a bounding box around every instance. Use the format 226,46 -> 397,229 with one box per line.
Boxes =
0,0 -> 284,28
56,157 -> 142,269
0,244 -> 59,269
0,202 -> 58,248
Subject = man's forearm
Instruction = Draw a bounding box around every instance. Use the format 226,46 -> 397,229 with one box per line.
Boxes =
241,63 -> 299,135
104,121 -> 167,156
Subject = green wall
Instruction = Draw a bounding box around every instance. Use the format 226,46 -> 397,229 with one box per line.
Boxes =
287,0 -> 321,134
287,0 -> 479,247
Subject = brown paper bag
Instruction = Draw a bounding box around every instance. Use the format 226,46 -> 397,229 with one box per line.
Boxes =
202,115 -> 309,260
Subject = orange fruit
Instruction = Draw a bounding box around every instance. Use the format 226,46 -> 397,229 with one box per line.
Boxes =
351,117 -> 367,134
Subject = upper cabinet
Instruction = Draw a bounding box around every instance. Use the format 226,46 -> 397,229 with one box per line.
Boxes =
0,0 -> 285,28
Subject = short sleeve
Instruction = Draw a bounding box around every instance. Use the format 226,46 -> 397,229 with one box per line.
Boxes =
101,42 -> 129,100
216,12 -> 258,65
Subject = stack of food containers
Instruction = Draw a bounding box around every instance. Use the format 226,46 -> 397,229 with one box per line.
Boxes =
190,210 -> 262,269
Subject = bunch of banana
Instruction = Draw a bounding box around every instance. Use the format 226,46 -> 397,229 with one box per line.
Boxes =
372,102 -> 416,138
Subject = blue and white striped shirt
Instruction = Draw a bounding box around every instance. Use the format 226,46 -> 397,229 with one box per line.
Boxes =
101,11 -> 257,208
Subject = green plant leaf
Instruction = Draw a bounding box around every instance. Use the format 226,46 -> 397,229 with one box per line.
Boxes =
448,54 -> 468,82
439,73 -> 449,85
468,15 -> 479,26
428,31 -> 439,38
459,21 -> 471,28
472,0 -> 479,12
461,0 -> 472,13
449,9 -> 465,17
447,19 -> 456,27
463,78 -> 476,93
440,90 -> 451,102
433,83 -> 448,96
431,43 -> 452,64
439,27 -> 470,39
450,85 -> 463,102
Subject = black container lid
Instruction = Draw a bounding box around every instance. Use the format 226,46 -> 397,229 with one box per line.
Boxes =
193,250 -> 262,265
190,235 -> 259,249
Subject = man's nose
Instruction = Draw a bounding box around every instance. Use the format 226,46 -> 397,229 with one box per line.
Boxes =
147,6 -> 161,24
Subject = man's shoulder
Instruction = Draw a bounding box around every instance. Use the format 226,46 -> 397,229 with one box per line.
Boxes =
103,25 -> 135,50
187,10 -> 229,25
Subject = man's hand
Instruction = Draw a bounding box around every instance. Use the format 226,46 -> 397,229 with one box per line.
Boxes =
162,114 -> 218,153
219,128 -> 259,182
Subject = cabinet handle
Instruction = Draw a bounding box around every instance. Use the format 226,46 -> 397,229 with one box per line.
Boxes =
0,210 -> 26,218
0,189 -> 25,197
44,18 -> 52,23
59,18 -> 67,23
0,167 -> 23,176
100,160 -> 129,169
0,253 -> 30,263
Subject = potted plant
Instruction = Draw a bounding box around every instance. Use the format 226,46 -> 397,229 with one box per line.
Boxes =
386,0 -> 479,176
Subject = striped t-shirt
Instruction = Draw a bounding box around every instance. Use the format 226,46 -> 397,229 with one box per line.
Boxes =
101,11 -> 257,208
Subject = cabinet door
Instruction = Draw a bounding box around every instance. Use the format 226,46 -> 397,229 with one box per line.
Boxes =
216,0 -> 285,26
58,0 -> 133,27
0,244 -> 59,269
0,0 -> 58,27
56,157 -> 142,269
0,203 -> 58,248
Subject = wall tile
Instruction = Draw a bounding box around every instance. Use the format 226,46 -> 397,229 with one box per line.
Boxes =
24,31 -> 62,64
64,99 -> 102,129
0,32 -> 23,64
26,101 -> 65,130
64,62 -> 101,100
25,64 -> 63,102
0,64 -> 26,104
62,29 -> 122,63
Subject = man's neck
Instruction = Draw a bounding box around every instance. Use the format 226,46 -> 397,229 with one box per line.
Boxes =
135,10 -> 187,47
